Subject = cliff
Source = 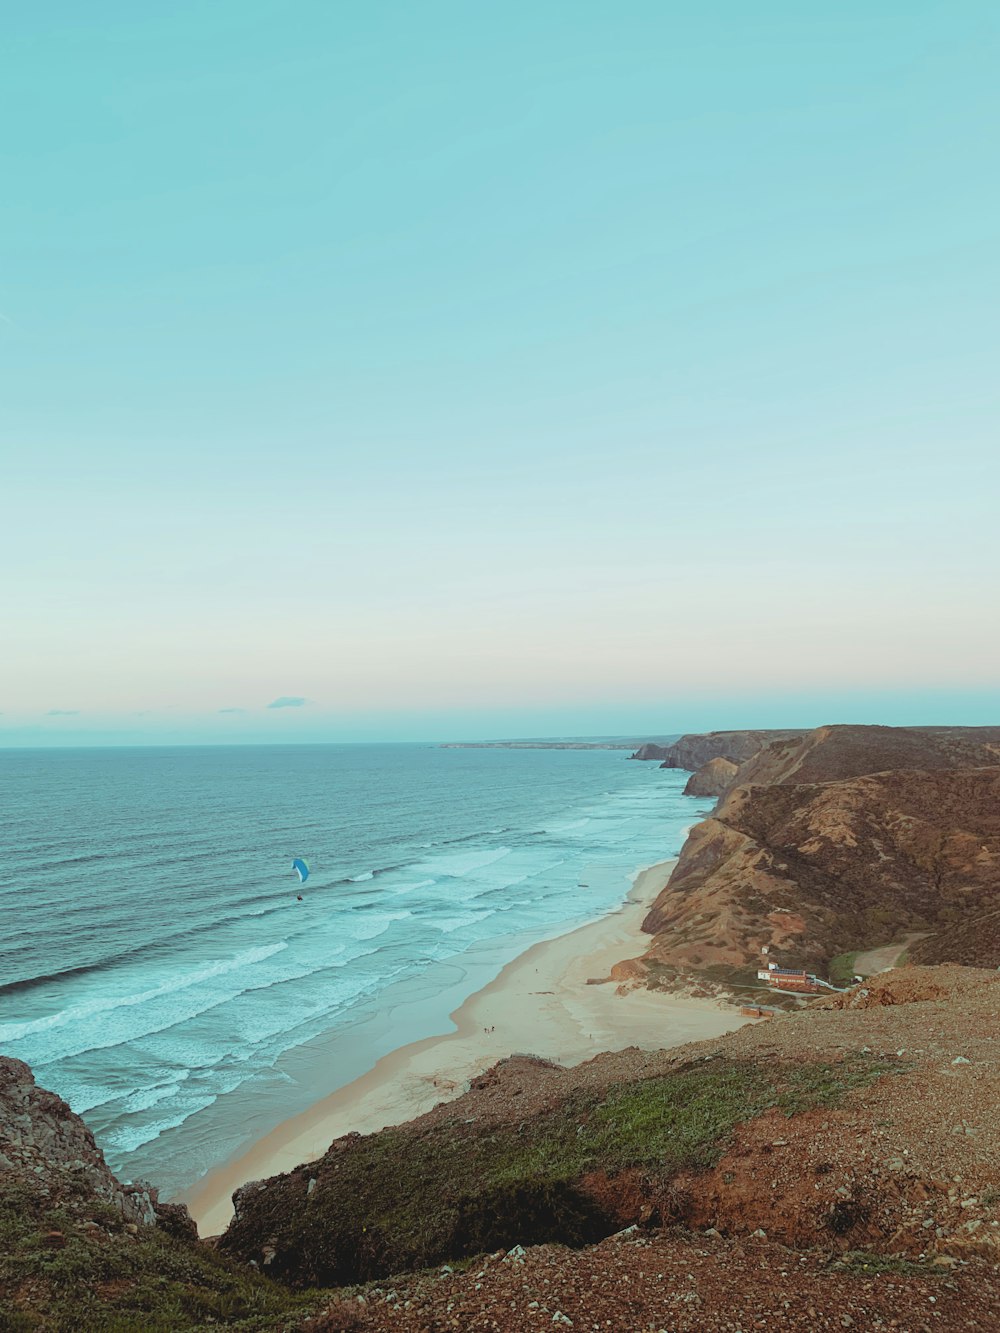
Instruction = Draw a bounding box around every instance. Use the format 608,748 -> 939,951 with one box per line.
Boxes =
0,1055 -> 164,1228
648,728 -> 808,769
0,1057 -> 325,1329
682,756 -> 738,797
629,742 -> 674,761
621,724 -> 1000,991
221,965 -> 1000,1330
631,723 -> 1000,779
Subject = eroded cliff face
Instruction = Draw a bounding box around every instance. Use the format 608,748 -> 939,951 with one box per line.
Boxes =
682,756 -> 738,797
627,763 -> 1000,985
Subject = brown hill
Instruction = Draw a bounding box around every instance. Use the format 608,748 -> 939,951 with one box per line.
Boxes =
627,765 -> 1000,985
727,723 -> 1000,791
908,906 -> 1000,969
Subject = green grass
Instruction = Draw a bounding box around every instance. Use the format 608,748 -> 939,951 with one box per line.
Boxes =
830,1251 -> 941,1278
0,1183 -> 326,1332
227,1055 -> 897,1287
828,952 -> 859,984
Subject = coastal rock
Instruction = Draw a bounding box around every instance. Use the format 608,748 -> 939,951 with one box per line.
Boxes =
0,1058 -> 332,1329
629,743 -> 674,761
683,757 -> 738,798
0,1055 -> 165,1226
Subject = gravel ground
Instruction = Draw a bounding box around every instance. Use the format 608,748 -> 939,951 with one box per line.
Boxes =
307,1228 -> 999,1332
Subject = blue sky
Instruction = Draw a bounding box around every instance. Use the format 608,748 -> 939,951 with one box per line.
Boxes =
2,2 -> 999,744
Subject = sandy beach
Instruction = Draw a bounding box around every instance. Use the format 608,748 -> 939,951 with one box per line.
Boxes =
179,859 -> 748,1237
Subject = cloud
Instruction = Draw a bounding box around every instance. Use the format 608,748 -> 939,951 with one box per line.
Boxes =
218,707 -> 247,714
46,709 -> 79,716
267,696 -> 308,710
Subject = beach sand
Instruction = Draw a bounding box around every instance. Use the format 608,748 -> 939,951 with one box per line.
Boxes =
179,859 -> 748,1236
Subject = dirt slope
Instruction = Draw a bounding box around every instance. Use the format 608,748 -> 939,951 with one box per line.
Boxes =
222,967 -> 1000,1296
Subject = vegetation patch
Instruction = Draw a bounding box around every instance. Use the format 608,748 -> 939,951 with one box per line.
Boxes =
224,1055 -> 896,1287
829,1250 -> 942,1278
0,1180 -> 326,1332
828,951 -> 859,984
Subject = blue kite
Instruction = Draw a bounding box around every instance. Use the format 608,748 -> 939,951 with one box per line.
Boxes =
291,857 -> 310,884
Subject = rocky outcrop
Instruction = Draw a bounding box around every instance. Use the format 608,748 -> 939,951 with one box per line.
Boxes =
618,725 -> 1000,990
683,757 -> 738,797
632,724 -> 1000,777
629,743 -> 674,761
630,764 -> 1000,984
0,1056 -> 161,1225
651,730 -> 807,770
0,1058 -> 320,1329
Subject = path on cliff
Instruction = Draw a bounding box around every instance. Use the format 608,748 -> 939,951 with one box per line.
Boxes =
854,931 -> 927,976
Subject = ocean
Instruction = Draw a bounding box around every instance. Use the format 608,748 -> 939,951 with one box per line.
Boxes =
0,743 -> 707,1197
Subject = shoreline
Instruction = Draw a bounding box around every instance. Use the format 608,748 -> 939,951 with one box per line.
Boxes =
178,858 -> 748,1237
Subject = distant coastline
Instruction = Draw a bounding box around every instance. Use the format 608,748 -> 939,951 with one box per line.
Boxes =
440,736 -> 680,751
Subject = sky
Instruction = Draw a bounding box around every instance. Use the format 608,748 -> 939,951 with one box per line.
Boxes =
2,2 -> 999,745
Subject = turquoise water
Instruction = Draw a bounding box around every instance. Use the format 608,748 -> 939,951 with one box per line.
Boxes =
0,744 -> 706,1194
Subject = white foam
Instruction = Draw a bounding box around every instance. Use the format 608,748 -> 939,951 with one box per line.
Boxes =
0,943 -> 289,1045
411,845 -> 513,879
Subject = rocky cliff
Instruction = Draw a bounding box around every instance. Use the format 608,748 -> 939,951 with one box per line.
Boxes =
0,1057 -> 324,1329
629,742 -> 674,761
649,729 -> 808,770
632,765 -> 1000,985
620,725 -> 1000,991
0,1055 -> 164,1228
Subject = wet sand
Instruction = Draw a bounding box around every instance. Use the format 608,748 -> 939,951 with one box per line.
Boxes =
179,858 -> 747,1236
